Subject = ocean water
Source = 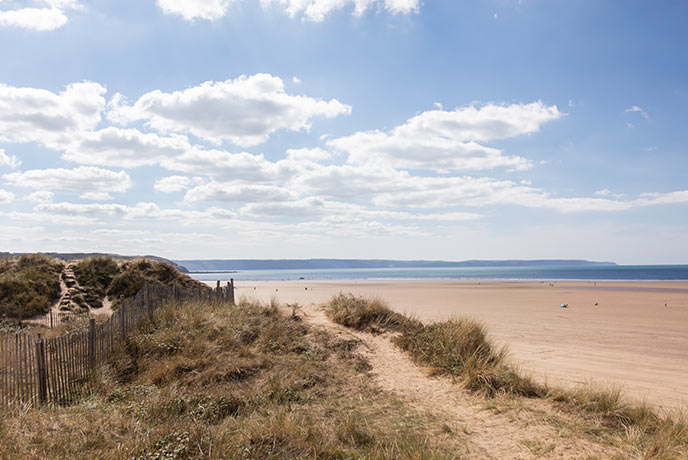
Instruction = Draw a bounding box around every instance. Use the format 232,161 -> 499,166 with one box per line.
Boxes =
188,265 -> 688,282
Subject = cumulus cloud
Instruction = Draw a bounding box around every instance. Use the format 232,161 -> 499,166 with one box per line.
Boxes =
154,175 -> 203,193
156,0 -> 233,21
27,190 -> 54,203
33,201 -> 238,225
0,149 -> 20,168
260,0 -> 420,22
63,127 -> 190,168
0,1 -> 81,31
328,102 -> 562,172
108,74 -> 351,147
0,188 -> 14,204
3,166 -> 131,193
184,182 -> 294,203
162,148 -> 292,182
80,191 -> 114,201
0,81 -> 106,148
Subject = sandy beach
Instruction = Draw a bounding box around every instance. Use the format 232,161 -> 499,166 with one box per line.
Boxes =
225,279 -> 688,410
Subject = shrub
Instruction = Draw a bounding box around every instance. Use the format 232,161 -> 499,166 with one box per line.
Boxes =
0,254 -> 63,318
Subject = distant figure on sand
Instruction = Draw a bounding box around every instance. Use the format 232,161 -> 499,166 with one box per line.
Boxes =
665,301 -> 668,308
560,303 -> 568,308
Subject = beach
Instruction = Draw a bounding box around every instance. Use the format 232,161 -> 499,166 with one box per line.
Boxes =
227,280 -> 688,410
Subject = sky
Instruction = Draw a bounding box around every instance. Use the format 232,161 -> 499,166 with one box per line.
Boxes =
0,1 -> 687,264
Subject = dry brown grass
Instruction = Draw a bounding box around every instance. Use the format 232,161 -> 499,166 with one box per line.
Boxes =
324,293 -> 688,460
324,293 -> 420,334
0,297 -> 465,459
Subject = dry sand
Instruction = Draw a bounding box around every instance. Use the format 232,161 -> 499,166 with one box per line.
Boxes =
226,279 -> 688,410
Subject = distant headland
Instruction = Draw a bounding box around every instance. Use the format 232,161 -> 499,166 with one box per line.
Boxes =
175,259 -> 616,272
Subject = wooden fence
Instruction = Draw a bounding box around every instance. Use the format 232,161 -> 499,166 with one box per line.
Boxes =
0,280 -> 234,407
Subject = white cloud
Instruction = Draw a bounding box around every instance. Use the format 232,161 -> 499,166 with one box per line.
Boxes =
154,175 -> 202,193
156,0 -> 233,21
0,189 -> 13,204
184,182 -> 294,203
3,166 -> 131,193
239,197 -> 326,218
0,81 -> 106,148
162,148 -> 291,182
0,149 -> 20,168
27,190 -> 54,203
285,147 -> 332,162
108,73 -> 351,147
0,1 -> 81,31
63,127 -> 190,168
328,102 -> 561,172
32,201 -> 238,225
80,191 -> 114,201
260,0 -> 419,22
0,6 -> 67,31
625,105 -> 649,120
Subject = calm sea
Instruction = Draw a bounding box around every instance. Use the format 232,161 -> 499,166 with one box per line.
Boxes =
188,265 -> 688,282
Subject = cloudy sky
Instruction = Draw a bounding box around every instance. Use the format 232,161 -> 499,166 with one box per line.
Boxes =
1,1 -> 687,263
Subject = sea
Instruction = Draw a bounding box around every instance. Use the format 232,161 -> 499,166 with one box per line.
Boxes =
188,265 -> 688,282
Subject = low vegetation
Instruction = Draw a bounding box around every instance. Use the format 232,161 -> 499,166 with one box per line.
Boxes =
324,294 -> 688,459
1,255 -> 207,316
108,258 -> 206,305
0,298 -> 465,459
72,256 -> 121,309
324,293 -> 419,333
0,254 -> 63,319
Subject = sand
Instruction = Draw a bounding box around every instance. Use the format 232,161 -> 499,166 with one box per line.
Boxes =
226,279 -> 688,410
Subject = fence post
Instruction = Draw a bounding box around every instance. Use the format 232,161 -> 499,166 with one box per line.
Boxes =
119,304 -> 126,339
35,335 -> 47,405
229,278 -> 235,304
88,318 -> 96,375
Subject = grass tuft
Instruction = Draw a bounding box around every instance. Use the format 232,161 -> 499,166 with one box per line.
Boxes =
324,293 -> 420,334
394,319 -> 544,397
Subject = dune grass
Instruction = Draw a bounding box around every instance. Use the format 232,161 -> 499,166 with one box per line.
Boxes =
0,254 -> 63,319
108,258 -> 207,304
324,293 -> 688,459
0,297 -> 465,459
71,256 -> 121,309
324,293 -> 421,334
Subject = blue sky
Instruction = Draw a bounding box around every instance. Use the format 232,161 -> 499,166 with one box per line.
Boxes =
0,0 -> 687,263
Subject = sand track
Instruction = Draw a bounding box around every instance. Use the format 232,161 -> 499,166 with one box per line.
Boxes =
235,280 -> 688,410
300,303 -> 624,459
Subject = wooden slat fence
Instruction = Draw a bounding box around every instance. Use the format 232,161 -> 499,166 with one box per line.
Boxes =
0,279 -> 234,407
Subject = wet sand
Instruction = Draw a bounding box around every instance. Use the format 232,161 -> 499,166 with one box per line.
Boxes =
227,280 -> 688,410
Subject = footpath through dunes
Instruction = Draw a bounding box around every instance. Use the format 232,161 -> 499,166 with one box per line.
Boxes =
299,302 -> 628,460
232,280 -> 688,411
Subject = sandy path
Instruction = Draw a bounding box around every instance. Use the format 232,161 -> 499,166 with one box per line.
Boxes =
227,280 -> 688,410
300,303 -> 623,459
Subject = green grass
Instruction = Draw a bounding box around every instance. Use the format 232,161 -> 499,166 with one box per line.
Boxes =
108,258 -> 207,304
0,254 -> 63,319
324,294 -> 688,460
324,293 -> 420,334
72,256 -> 121,309
0,298 -> 465,459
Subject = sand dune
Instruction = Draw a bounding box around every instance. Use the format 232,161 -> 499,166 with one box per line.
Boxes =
226,280 -> 688,410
